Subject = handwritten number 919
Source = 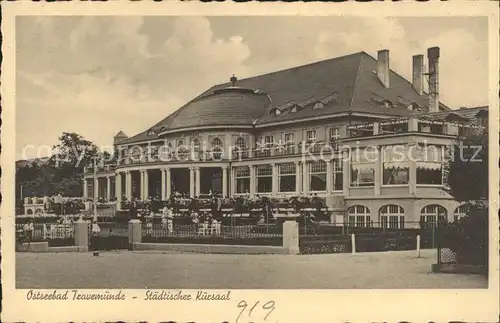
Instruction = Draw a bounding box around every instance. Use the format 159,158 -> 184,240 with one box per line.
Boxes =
236,300 -> 275,323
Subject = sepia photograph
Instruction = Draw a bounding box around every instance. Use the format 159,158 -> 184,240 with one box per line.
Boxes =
2,2 -> 499,322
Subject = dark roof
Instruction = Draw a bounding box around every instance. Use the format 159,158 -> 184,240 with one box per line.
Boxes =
114,131 -> 128,138
415,106 -> 488,125
122,51 -> 449,144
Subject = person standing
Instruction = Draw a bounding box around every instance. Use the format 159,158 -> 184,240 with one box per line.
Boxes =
54,192 -> 63,216
23,219 -> 34,241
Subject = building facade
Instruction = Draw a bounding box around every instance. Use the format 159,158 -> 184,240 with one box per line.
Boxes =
83,47 -> 488,227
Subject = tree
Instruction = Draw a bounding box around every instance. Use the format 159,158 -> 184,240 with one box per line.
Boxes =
48,132 -> 99,171
447,127 -> 488,205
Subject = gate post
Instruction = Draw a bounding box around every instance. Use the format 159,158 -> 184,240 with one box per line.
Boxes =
74,219 -> 89,252
282,220 -> 299,255
129,219 -> 142,250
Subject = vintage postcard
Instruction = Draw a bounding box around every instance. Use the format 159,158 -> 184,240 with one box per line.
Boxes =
2,2 -> 499,322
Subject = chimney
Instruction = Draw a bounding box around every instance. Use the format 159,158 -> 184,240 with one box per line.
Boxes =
377,50 -> 390,88
427,46 -> 440,112
412,54 -> 424,95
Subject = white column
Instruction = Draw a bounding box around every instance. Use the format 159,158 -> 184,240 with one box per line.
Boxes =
302,162 -> 309,195
249,165 -> 256,197
126,171 -> 132,201
326,160 -> 333,194
161,168 -> 166,200
409,147 -> 417,196
106,176 -> 111,201
230,167 -> 236,196
83,178 -> 88,199
295,162 -> 301,194
195,167 -> 201,197
374,146 -> 381,197
271,163 -> 277,197
166,168 -> 171,198
116,172 -> 122,210
140,170 -> 144,200
143,170 -> 149,199
94,177 -> 99,200
342,151 -> 349,196
222,166 -> 228,197
189,167 -> 195,198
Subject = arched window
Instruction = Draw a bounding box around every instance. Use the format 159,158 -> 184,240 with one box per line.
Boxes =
379,205 -> 405,229
26,209 -> 33,215
347,205 -> 371,228
420,204 -> 447,228
211,137 -> 223,159
35,208 -> 44,215
454,204 -> 468,222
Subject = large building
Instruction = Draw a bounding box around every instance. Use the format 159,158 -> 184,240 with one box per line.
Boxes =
83,47 -> 488,227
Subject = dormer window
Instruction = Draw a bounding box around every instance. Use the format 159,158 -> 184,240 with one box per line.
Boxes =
147,129 -> 156,136
313,102 -> 324,110
291,106 -> 298,113
381,100 -> 393,109
270,108 -> 282,116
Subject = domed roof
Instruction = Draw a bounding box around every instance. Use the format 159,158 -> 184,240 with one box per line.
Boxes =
159,87 -> 270,132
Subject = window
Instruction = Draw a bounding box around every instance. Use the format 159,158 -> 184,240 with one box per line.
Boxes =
306,130 -> 316,146
256,135 -> 273,157
414,145 -> 444,185
284,133 -> 295,154
235,137 -> 246,150
233,137 -> 248,159
192,138 -> 200,151
234,166 -> 250,194
453,204 -> 468,222
309,161 -> 327,191
279,163 -> 296,192
383,145 -> 409,185
211,137 -> 223,159
420,204 -> 447,228
332,157 -> 343,191
350,148 -> 377,187
329,127 -> 340,142
256,165 -> 273,193
347,205 -> 371,228
380,205 -> 405,229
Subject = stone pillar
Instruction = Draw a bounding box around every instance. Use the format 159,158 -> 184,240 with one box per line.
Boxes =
408,117 -> 419,132
282,220 -> 299,254
222,166 -> 228,197
326,160 -> 333,194
106,176 -> 111,202
116,172 -> 122,210
189,167 -> 195,198
249,134 -> 256,158
94,177 -> 99,200
230,167 -> 236,196
143,170 -> 149,199
249,165 -> 256,197
271,163 -> 277,197
166,168 -> 171,199
140,170 -> 144,200
374,146 -> 381,197
195,167 -> 201,197
302,162 -> 309,195
342,150 -> 349,196
373,122 -> 380,135
74,219 -> 89,252
161,168 -> 166,200
83,178 -> 88,199
126,171 -> 132,201
295,162 -> 301,194
128,219 -> 142,249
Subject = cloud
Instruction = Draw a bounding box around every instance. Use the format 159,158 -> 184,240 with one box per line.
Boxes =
16,16 -> 251,159
312,17 -> 488,108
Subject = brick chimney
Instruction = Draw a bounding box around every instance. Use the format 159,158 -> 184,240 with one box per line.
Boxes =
377,49 -> 390,88
412,54 -> 424,95
427,47 -> 440,112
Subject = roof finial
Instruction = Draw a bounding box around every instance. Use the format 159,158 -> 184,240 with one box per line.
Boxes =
230,74 -> 237,87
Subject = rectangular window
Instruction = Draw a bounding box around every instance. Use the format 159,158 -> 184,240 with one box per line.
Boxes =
306,130 -> 316,144
414,145 -> 444,185
234,166 -> 250,194
309,161 -> 327,191
350,149 -> 376,187
284,133 -> 295,154
382,146 -> 409,185
329,127 -> 340,141
256,164 -> 273,193
332,158 -> 343,191
279,163 -> 296,192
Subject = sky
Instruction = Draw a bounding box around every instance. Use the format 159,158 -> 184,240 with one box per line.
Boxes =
16,16 -> 489,160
